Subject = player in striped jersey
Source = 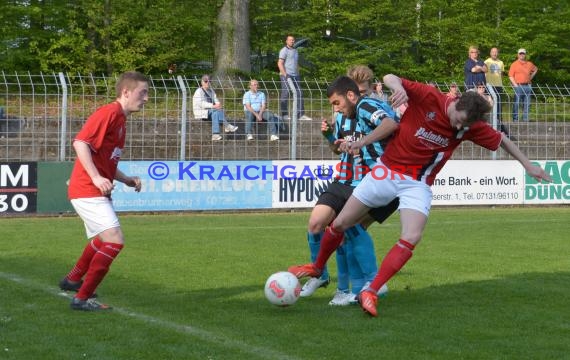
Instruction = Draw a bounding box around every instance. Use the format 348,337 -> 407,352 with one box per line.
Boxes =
290,74 -> 551,316
301,70 -> 399,305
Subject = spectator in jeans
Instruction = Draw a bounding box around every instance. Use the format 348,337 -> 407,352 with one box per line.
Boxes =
192,74 -> 238,141
243,79 -> 280,141
278,34 -> 312,121
508,48 -> 538,122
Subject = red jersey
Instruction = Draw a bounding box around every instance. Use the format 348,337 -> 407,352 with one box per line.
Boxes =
381,79 -> 502,185
68,102 -> 126,199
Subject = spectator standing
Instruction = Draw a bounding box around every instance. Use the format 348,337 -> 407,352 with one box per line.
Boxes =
509,49 -> 538,122
59,71 -> 148,311
243,79 -> 280,141
192,74 -> 238,141
278,34 -> 312,121
464,46 -> 487,89
484,47 -> 505,121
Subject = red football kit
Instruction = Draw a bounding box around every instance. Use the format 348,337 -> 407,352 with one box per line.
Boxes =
68,102 -> 126,199
381,79 -> 502,185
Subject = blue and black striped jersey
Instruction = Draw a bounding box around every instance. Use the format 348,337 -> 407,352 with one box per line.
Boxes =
355,97 -> 398,167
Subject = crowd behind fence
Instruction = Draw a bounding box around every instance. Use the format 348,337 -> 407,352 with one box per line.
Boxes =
1,72 -> 569,162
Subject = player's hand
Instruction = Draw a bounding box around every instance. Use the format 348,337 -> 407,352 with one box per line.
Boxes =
126,176 -> 142,192
321,119 -> 332,133
526,166 -> 552,183
389,88 -> 409,108
335,139 -> 351,153
348,139 -> 365,155
93,176 -> 114,196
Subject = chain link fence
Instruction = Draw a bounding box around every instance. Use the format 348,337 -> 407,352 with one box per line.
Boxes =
1,72 -> 568,162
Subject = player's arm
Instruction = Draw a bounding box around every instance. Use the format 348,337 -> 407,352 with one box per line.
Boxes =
115,169 -> 142,192
350,117 -> 398,152
383,74 -> 409,109
73,140 -> 114,195
499,134 -> 552,182
321,119 -> 340,154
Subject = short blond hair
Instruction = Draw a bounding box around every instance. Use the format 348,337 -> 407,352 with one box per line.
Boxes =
346,65 -> 374,85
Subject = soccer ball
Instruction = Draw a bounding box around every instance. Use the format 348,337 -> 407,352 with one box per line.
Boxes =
264,271 -> 301,306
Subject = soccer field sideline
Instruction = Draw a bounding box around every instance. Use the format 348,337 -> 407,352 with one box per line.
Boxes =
0,271 -> 301,360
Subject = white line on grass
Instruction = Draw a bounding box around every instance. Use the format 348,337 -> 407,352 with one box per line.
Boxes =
0,271 -> 301,360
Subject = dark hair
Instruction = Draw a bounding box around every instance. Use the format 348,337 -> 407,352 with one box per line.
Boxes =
455,91 -> 492,125
326,76 -> 360,98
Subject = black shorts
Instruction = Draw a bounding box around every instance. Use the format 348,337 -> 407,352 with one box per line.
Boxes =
316,181 -> 399,224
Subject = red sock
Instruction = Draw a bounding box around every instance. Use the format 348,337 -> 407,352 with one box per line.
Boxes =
314,225 -> 345,270
76,242 -> 123,300
66,237 -> 103,282
369,239 -> 415,292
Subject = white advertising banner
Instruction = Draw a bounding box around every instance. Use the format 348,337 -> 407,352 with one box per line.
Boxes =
271,160 -> 569,208
431,160 -> 525,205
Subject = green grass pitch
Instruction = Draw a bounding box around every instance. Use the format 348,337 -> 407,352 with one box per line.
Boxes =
1,207 -> 569,360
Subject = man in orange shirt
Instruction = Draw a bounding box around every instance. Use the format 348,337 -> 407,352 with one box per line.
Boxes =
508,48 -> 538,122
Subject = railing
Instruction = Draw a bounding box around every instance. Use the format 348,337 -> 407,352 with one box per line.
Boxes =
1,72 -> 569,162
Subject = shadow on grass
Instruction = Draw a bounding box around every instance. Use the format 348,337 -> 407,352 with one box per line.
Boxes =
1,255 -> 568,359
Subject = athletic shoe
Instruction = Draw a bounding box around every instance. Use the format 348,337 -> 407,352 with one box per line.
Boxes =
287,263 -> 321,279
328,290 -> 357,306
59,277 -> 97,298
270,135 -> 280,141
357,290 -> 378,317
361,281 -> 389,298
70,297 -> 112,311
224,124 -> 238,133
299,115 -> 312,121
211,134 -> 222,141
246,134 -> 254,141
300,277 -> 330,297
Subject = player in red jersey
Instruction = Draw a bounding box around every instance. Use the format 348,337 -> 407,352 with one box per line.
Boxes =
289,73 -> 552,317
60,71 -> 148,311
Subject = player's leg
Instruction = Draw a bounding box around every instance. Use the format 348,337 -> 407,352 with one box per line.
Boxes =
359,180 -> 431,316
68,198 -> 124,310
60,235 -> 103,291
300,204 -> 335,296
312,195 -> 371,271
351,198 -> 400,287
344,225 -> 371,295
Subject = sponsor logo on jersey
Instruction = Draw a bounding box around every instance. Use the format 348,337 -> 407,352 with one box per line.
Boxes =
415,127 -> 449,148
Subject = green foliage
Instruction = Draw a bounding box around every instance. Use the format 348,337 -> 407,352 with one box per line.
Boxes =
0,0 -> 569,83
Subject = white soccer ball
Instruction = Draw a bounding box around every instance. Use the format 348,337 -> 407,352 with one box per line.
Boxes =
264,271 -> 301,306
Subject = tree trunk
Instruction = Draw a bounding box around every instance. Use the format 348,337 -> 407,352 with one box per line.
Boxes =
214,0 -> 251,78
